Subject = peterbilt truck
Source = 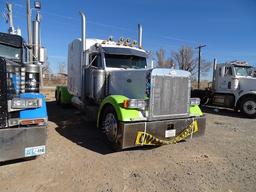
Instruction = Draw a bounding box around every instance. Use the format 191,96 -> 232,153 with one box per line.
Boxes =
192,60 -> 256,118
56,12 -> 206,149
0,33 -> 47,161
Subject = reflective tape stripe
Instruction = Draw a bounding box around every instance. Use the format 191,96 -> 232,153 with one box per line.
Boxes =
135,120 -> 199,145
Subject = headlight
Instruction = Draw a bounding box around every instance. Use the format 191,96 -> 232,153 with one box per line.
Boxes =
27,99 -> 40,107
123,99 -> 147,110
190,98 -> 201,106
12,99 -> 26,108
11,98 -> 42,109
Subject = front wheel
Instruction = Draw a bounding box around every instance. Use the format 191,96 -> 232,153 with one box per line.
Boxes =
241,97 -> 256,118
100,106 -> 121,150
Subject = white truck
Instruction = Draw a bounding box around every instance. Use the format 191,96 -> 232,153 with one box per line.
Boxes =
192,60 -> 256,117
56,12 -> 206,150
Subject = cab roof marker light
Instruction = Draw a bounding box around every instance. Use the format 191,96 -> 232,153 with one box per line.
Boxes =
124,38 -> 131,46
130,40 -> 137,47
108,36 -> 114,41
117,37 -> 125,45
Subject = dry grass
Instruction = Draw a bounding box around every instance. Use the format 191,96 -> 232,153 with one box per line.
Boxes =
191,80 -> 210,89
41,88 -> 56,101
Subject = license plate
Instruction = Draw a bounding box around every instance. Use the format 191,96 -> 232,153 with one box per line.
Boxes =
25,145 -> 46,157
165,129 -> 176,138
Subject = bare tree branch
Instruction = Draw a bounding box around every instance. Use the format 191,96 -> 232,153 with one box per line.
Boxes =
172,46 -> 211,78
156,48 -> 175,68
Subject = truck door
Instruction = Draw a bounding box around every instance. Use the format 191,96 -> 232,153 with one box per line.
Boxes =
219,66 -> 233,92
84,53 -> 104,100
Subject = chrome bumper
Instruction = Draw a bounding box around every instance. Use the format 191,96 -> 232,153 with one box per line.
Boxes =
0,126 -> 47,162
119,116 -> 206,149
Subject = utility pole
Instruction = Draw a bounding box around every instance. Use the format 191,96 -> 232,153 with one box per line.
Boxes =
195,45 -> 206,89
27,0 -> 33,63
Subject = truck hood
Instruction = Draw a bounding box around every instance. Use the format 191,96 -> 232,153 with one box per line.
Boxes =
238,77 -> 256,91
108,69 -> 150,99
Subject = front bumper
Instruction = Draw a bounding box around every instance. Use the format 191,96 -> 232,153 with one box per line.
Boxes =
119,116 -> 206,149
0,126 -> 47,162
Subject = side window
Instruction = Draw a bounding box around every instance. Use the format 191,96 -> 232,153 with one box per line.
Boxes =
89,53 -> 101,68
219,68 -> 222,76
225,67 -> 233,76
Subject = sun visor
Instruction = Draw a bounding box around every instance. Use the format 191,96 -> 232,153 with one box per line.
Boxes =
102,47 -> 147,58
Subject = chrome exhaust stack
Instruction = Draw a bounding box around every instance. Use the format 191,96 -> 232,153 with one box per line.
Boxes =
212,58 -> 217,91
80,11 -> 86,52
138,24 -> 143,49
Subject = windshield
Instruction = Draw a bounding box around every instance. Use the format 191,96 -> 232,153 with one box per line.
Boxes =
105,54 -> 147,69
0,44 -> 21,60
234,66 -> 253,77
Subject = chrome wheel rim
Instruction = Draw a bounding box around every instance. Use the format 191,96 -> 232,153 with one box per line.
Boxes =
103,113 -> 118,142
243,100 -> 256,115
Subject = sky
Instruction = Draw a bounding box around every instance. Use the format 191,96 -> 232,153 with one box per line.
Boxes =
0,0 -> 255,75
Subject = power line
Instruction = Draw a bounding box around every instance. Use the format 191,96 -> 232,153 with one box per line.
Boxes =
160,35 -> 198,45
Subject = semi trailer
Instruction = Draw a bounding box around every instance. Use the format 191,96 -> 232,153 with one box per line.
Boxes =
192,60 -> 256,118
56,12 -> 206,149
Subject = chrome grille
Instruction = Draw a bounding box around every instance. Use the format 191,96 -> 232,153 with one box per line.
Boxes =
149,69 -> 190,120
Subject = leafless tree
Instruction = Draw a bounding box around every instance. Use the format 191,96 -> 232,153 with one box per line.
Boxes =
42,62 -> 51,75
42,54 -> 51,75
200,59 -> 212,77
172,46 -> 196,72
58,62 -> 67,74
172,46 -> 211,78
156,48 -> 175,68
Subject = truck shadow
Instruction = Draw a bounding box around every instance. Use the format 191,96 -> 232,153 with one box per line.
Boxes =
47,101 -> 116,155
0,157 -> 36,166
47,101 -> 157,155
201,106 -> 249,119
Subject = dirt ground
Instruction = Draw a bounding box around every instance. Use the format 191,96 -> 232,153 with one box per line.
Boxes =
1,90 -> 256,192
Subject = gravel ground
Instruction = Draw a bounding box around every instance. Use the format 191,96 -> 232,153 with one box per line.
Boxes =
1,100 -> 256,192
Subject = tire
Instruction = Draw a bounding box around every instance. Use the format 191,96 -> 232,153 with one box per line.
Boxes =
100,105 -> 121,150
55,90 -> 60,105
241,97 -> 256,118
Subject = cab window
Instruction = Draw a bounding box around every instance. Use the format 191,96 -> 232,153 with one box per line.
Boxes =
225,67 -> 233,76
89,53 -> 101,68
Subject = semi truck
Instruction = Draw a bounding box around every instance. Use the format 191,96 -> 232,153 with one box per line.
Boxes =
192,60 -> 256,118
0,2 -> 47,162
56,12 -> 206,149
0,32 -> 47,162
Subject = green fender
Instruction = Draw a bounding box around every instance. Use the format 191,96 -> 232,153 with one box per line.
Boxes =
97,95 -> 143,128
189,105 -> 203,117
56,86 -> 72,104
